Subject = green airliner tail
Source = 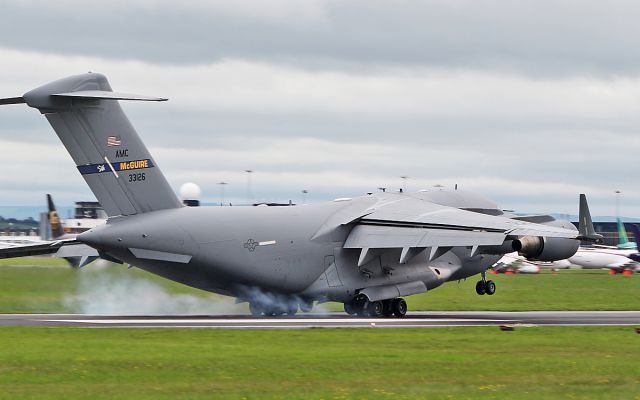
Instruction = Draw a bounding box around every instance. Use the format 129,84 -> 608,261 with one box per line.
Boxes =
616,218 -> 637,249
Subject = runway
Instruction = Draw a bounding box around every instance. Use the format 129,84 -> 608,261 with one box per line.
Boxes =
0,311 -> 638,329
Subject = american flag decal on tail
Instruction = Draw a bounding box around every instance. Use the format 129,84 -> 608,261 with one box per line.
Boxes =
107,135 -> 121,146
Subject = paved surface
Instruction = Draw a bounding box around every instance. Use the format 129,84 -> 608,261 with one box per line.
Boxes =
0,311 -> 638,329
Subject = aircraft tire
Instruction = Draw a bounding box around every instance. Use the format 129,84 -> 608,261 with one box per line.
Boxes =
356,302 -> 368,317
287,304 -> 298,316
344,302 -> 357,315
475,281 -> 486,295
485,280 -> 496,295
382,300 -> 394,317
392,298 -> 407,317
366,301 -> 384,317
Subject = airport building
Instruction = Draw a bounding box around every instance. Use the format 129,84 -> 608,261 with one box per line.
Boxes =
571,221 -> 637,246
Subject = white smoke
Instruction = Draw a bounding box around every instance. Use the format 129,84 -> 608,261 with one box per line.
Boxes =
64,263 -> 245,315
238,286 -> 329,315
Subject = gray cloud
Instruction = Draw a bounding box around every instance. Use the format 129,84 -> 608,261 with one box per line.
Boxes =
0,2 -> 639,217
1,1 -> 640,76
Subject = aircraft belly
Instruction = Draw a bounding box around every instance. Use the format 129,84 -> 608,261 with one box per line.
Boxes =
195,238 -> 334,293
450,250 -> 502,280
302,248 -> 456,302
302,247 -> 503,302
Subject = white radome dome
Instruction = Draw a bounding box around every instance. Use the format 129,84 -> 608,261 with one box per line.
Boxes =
179,182 -> 201,201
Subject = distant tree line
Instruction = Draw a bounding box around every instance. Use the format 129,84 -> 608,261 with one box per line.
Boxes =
0,216 -> 39,233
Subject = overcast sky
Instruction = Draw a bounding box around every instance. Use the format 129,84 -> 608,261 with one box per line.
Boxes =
1,0 -> 639,217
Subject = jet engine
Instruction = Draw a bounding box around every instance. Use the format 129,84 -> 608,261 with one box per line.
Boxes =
512,236 -> 579,262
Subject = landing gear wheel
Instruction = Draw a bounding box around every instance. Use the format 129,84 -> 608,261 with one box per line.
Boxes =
475,280 -> 486,295
366,301 -> 384,317
485,280 -> 496,295
344,302 -> 357,315
263,308 -> 277,317
382,300 -> 394,317
352,295 -> 368,317
392,298 -> 407,318
356,302 -> 368,317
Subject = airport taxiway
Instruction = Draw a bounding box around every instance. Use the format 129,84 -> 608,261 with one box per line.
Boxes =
0,311 -> 638,329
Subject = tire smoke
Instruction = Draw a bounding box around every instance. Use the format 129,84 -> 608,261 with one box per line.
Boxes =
64,263 -> 244,315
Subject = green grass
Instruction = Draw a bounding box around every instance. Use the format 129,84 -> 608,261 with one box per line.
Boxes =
0,327 -> 638,399
384,269 -> 640,312
0,259 -> 638,313
0,260 -> 639,399
0,257 -> 68,267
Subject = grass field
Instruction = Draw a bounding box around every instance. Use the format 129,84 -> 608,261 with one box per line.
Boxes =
0,258 -> 638,313
0,327 -> 638,399
1,259 -> 639,399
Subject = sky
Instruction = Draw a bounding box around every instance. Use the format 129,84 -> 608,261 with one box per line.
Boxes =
1,0 -> 639,217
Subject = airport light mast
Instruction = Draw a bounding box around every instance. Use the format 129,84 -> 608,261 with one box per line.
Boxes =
245,170 -> 253,205
217,182 -> 228,206
400,176 -> 408,193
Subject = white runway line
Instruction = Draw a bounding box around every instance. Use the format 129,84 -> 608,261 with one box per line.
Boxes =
44,318 -> 514,324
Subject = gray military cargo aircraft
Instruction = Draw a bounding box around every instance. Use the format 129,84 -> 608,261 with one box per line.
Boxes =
0,73 -> 601,317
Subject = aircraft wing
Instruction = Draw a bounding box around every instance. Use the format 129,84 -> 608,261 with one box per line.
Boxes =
0,239 -> 97,260
346,204 -> 578,247
342,195 -> 586,266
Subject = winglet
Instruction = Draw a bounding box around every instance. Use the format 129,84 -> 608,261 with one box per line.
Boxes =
578,194 -> 602,242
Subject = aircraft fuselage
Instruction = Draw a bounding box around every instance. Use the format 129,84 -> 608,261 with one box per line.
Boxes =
79,194 -> 501,304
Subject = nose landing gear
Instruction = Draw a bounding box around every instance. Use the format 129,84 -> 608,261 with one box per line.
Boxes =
476,271 -> 496,295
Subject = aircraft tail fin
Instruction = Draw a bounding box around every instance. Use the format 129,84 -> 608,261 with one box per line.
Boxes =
578,194 -> 602,242
5,73 -> 182,217
46,194 -> 65,238
616,217 -> 629,246
628,224 -> 640,249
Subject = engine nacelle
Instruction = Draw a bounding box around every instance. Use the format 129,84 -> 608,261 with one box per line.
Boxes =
512,236 -> 579,262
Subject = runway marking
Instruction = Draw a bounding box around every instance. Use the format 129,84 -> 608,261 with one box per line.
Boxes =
45,318 -> 514,325
0,311 -> 636,329
78,324 -> 503,329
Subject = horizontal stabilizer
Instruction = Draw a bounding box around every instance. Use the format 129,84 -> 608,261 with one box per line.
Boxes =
52,90 -> 167,102
0,96 -> 26,105
0,239 -> 78,259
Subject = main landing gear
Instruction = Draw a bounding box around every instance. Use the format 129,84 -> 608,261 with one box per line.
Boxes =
476,271 -> 496,296
344,295 -> 407,318
249,302 -> 299,317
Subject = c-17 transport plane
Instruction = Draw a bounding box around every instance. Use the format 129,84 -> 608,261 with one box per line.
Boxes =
0,73 -> 602,317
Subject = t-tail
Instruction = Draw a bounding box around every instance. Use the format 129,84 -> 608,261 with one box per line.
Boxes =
1,73 -> 182,217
